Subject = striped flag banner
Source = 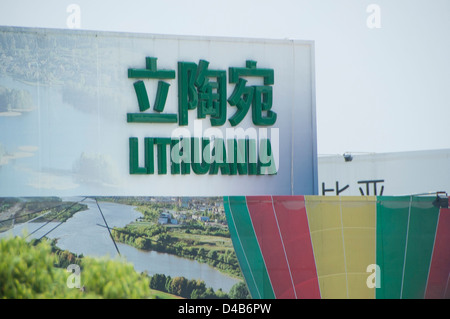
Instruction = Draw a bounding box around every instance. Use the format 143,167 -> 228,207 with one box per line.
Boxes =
223,196 -> 450,299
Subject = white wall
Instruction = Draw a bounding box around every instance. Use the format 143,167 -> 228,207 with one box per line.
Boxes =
318,149 -> 450,196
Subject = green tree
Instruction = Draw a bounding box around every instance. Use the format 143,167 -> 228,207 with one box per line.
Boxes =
135,237 -> 147,249
0,236 -> 151,299
229,281 -> 251,299
190,288 -> 202,299
81,256 -> 150,298
198,248 -> 206,258
165,275 -> 172,293
215,288 -> 229,299
0,236 -> 76,298
169,276 -> 189,298
150,274 -> 167,292
201,287 -> 216,299
207,250 -> 218,260
186,279 -> 206,299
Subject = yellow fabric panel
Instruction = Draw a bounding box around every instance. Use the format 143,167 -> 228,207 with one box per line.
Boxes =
305,196 -> 347,298
305,196 -> 376,299
310,229 -> 346,276
304,196 -> 342,232
317,274 -> 348,299
347,273 -> 374,299
340,196 -> 376,228
341,197 -> 376,299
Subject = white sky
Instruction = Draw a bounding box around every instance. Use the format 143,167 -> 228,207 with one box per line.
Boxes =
1,0 -> 449,156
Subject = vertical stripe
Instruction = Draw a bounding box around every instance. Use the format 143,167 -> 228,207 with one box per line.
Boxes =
376,196 -> 410,299
340,196 -> 376,299
338,197 -> 349,298
226,196 -> 275,299
425,205 -> 450,299
401,197 -> 440,299
376,196 -> 441,299
223,197 -> 260,298
246,196 -> 296,298
270,196 -> 298,298
272,195 -> 321,299
305,196 -> 347,298
399,196 -> 413,299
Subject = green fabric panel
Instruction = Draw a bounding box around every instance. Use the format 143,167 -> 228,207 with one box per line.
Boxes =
401,197 -> 440,299
226,196 -> 275,299
223,197 -> 260,299
376,196 -> 410,299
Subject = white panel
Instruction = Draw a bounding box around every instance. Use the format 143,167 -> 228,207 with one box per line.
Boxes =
0,26 -> 317,196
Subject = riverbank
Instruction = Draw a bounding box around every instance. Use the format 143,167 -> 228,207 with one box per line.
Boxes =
49,239 -> 241,299
96,197 -> 243,279
0,197 -> 88,232
112,223 -> 243,279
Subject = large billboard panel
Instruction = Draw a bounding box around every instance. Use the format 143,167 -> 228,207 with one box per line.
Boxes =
0,26 -> 317,197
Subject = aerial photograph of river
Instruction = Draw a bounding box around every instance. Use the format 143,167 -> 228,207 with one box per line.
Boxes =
0,196 -> 243,295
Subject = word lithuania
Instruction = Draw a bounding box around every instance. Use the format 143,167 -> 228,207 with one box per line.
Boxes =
129,136 -> 277,176
127,57 -> 279,176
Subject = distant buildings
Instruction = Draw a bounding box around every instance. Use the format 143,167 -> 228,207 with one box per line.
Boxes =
156,197 -> 226,226
200,216 -> 210,223
157,211 -> 178,225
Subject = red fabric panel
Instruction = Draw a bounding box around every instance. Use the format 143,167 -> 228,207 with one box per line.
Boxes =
247,196 -> 297,298
272,196 -> 321,299
425,205 -> 450,299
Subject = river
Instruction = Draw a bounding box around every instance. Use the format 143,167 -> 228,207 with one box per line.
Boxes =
0,197 -> 241,292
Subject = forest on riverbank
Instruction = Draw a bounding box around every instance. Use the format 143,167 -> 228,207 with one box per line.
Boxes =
100,197 -> 243,279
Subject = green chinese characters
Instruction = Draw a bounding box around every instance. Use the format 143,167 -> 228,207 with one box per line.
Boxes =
127,57 -> 277,127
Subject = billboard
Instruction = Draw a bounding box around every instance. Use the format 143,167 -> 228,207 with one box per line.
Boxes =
0,26 -> 317,197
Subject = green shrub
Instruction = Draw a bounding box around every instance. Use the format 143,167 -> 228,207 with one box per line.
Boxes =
0,236 -> 79,298
0,236 -> 150,299
81,256 -> 149,298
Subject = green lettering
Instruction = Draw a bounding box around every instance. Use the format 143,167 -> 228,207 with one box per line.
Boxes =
227,139 -> 248,175
155,138 -> 171,174
178,62 -> 198,125
129,137 -> 148,174
209,138 -> 230,175
191,138 -> 210,175
171,138 -> 191,175
258,138 -> 277,175
247,139 -> 258,175
145,137 -> 155,174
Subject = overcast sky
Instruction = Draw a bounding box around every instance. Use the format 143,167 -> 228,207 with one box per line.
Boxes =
1,0 -> 449,156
